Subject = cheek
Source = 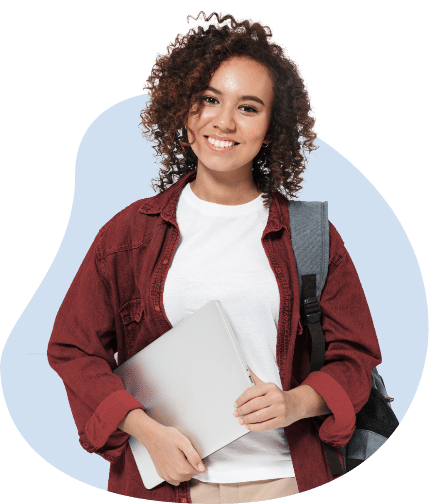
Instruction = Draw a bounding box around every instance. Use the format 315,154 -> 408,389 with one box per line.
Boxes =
186,111 -> 200,133
187,108 -> 213,132
186,120 -> 202,145
244,118 -> 271,141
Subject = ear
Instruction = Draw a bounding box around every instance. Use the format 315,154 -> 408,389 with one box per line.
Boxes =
262,134 -> 272,146
263,123 -> 273,145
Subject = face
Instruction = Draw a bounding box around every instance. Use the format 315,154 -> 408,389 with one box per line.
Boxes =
186,57 -> 274,177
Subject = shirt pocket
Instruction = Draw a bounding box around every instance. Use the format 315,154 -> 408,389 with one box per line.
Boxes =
119,299 -> 144,359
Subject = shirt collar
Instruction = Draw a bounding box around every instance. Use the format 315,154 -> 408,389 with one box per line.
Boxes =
138,170 -> 197,225
267,188 -> 291,238
138,169 -> 290,237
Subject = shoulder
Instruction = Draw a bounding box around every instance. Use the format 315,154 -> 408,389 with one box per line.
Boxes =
282,196 -> 346,265
328,221 -> 346,265
89,173 -> 192,260
94,197 -> 163,260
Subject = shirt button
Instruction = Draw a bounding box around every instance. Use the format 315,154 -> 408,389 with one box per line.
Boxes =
180,499 -> 187,503
162,259 -> 168,265
155,306 -> 160,311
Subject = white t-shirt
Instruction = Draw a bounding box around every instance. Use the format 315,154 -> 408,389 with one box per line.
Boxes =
163,181 -> 295,483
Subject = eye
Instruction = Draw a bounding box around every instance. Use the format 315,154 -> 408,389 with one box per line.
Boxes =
240,105 -> 258,113
202,95 -> 219,105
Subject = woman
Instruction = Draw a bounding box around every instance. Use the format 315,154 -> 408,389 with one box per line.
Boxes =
47,12 -> 382,504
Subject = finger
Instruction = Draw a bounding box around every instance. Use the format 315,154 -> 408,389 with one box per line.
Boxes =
244,417 -> 281,432
239,405 -> 274,426
166,478 -> 181,486
247,366 -> 264,385
180,437 -> 206,473
235,395 -> 269,418
234,384 -> 268,409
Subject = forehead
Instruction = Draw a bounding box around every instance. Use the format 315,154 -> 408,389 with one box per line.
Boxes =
208,57 -> 274,100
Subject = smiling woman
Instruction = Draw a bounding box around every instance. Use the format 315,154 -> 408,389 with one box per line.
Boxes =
140,11 -> 318,209
185,57 -> 274,205
47,10 -> 383,504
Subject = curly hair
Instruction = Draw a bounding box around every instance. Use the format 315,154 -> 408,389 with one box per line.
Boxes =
139,11 -> 318,208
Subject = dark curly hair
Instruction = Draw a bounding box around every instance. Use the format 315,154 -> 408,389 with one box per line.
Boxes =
139,11 -> 318,208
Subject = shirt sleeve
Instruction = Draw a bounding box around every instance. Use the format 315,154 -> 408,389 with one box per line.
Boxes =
301,222 -> 382,448
47,230 -> 145,463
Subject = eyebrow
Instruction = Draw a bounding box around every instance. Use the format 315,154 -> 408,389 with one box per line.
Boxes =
205,86 -> 265,106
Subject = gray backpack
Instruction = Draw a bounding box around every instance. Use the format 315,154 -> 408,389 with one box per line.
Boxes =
288,201 -> 399,475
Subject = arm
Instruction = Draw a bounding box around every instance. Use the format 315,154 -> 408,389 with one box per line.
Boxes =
48,229 -> 206,483
287,384 -> 331,418
118,405 -> 207,486
47,230 -> 144,463
234,223 -> 381,445
300,222 -> 382,447
234,368 -> 331,430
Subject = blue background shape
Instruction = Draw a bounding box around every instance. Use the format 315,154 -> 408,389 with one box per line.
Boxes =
1,95 -> 427,490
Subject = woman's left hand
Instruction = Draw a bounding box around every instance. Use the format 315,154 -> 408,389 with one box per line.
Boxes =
233,367 -> 304,431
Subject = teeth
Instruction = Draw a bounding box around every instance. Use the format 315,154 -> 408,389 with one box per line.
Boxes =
207,137 -> 235,148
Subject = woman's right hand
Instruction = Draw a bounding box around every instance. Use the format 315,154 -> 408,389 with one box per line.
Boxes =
118,408 -> 206,486
143,424 -> 206,486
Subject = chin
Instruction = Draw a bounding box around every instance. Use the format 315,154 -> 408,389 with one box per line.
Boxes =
197,157 -> 254,174
202,164 -> 249,175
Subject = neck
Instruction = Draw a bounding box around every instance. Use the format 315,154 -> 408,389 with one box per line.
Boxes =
190,166 -> 262,206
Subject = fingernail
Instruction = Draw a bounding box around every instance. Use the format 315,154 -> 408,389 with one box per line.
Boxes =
234,402 -> 238,408
198,463 -> 205,472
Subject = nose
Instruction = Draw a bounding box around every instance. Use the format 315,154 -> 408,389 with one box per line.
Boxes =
213,104 -> 235,132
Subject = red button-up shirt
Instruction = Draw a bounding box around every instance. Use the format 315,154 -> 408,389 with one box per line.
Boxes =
47,170 -> 382,502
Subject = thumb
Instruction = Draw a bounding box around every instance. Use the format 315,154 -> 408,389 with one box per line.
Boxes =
181,437 -> 206,472
247,366 -> 264,385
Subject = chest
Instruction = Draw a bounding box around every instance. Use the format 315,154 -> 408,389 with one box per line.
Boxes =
164,218 -> 280,316
110,220 -> 302,389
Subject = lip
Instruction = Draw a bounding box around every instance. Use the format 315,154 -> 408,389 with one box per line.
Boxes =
206,134 -> 238,143
204,135 -> 239,154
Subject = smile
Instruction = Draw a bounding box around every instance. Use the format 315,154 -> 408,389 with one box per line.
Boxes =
204,136 -> 239,153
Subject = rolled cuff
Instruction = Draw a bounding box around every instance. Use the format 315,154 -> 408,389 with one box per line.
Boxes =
302,371 -> 356,448
79,389 -> 145,462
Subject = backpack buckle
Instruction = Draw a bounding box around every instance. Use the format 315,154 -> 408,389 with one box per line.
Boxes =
303,297 -> 321,324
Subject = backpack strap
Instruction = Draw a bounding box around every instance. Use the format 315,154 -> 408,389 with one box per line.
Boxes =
288,201 -> 329,374
288,200 -> 344,477
288,201 -> 329,298
301,274 -> 325,374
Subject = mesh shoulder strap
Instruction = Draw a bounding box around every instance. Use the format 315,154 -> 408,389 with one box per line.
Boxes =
288,201 -> 329,297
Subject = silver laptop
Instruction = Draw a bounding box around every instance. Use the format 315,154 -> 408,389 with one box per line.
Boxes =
113,300 -> 254,489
